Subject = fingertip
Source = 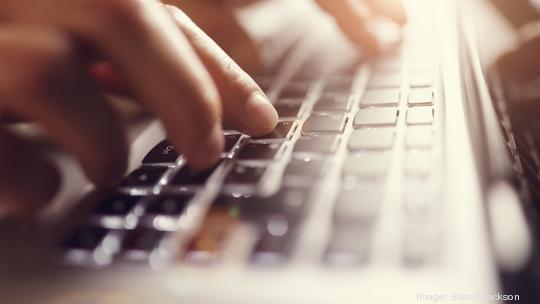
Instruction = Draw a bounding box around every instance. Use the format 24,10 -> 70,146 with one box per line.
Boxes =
245,92 -> 279,133
184,123 -> 224,170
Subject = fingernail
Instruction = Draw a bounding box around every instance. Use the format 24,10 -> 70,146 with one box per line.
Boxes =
190,123 -> 223,169
246,93 -> 278,130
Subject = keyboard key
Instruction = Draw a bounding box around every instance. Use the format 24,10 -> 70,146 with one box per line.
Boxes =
225,164 -> 267,184
408,88 -> 433,106
184,208 -> 237,264
224,134 -> 242,152
284,158 -> 325,177
360,89 -> 400,107
348,128 -> 395,150
409,73 -> 433,87
142,140 -> 179,164
293,135 -> 340,154
354,108 -> 398,127
121,167 -> 168,187
405,126 -> 433,148
343,153 -> 389,177
64,226 -> 109,250
146,195 -> 193,216
171,162 -> 222,186
325,229 -> 371,266
323,77 -> 355,93
313,94 -> 353,112
214,188 -> 308,221
303,114 -> 347,134
93,194 -> 142,216
334,185 -> 382,225
274,102 -> 302,118
405,151 -> 432,177
368,72 -> 401,88
251,215 -> 292,265
237,143 -> 281,160
278,82 -> 311,99
122,228 -> 166,252
252,121 -> 295,140
406,107 -> 434,125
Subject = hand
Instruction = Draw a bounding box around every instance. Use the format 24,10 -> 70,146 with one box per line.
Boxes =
315,0 -> 407,54
0,1 -> 278,215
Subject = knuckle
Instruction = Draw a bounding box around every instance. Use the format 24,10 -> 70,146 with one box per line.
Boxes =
79,0 -> 146,35
0,30 -> 74,99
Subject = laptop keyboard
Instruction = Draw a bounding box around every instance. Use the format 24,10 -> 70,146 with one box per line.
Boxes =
60,44 -> 443,269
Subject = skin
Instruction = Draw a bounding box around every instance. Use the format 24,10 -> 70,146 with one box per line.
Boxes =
0,0 -> 405,215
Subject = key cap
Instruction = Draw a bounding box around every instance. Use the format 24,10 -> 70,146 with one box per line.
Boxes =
146,195 -> 193,216
225,164 -> 267,184
303,114 -> 347,134
171,161 -> 222,186
323,77 -> 355,93
313,94 -> 353,112
343,153 -> 389,177
408,88 -> 433,106
294,135 -> 340,154
237,143 -> 281,160
122,228 -> 166,252
405,126 -> 433,148
284,158 -> 325,177
274,102 -> 302,118
368,72 -> 401,88
253,121 -> 294,140
278,82 -> 311,99
142,140 -> 179,164
360,89 -> 400,107
406,107 -> 434,125
348,128 -> 395,150
224,134 -> 242,152
409,73 -> 433,87
64,226 -> 109,250
121,167 -> 168,187
93,194 -> 142,216
334,185 -> 382,225
215,188 -> 308,221
354,108 -> 398,127
405,151 -> 432,176
184,208 -> 237,264
325,229 -> 371,266
251,215 -> 292,265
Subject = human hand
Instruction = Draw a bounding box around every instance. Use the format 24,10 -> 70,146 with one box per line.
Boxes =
0,1 -> 278,214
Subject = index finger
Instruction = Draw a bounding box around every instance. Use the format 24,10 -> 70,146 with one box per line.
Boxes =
5,0 -> 225,169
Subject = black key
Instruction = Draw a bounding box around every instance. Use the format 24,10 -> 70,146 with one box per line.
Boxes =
284,158 -> 325,177
278,82 -> 311,99
171,162 -> 222,186
293,135 -> 340,154
237,143 -> 281,160
225,165 -> 267,184
122,228 -> 166,251
274,102 -> 302,118
224,134 -> 241,152
252,121 -> 295,140
146,195 -> 193,216
302,114 -> 347,134
251,215 -> 292,265
313,94 -> 352,112
323,77 -> 355,94
121,167 -> 168,187
63,226 -> 109,250
142,140 -> 179,164
214,188 -> 308,221
93,194 -> 142,216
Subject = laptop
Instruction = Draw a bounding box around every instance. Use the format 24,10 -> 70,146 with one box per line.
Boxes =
1,0 -> 538,303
